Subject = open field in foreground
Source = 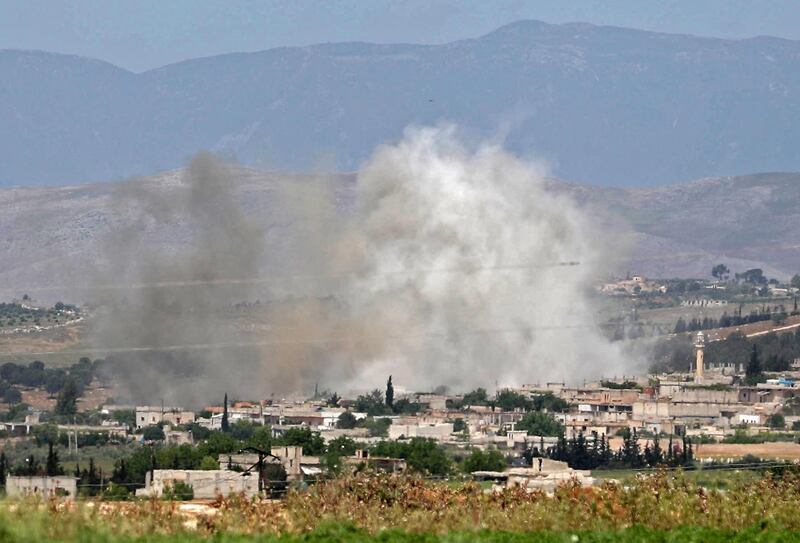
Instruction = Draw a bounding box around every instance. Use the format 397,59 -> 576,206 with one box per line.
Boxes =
3,472 -> 800,541
1,524 -> 799,543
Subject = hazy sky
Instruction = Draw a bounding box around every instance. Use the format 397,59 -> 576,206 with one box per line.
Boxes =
2,0 -> 799,72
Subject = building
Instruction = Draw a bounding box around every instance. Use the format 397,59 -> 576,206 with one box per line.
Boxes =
5,475 -> 79,500
135,406 -> 195,429
135,469 -> 258,499
388,422 -> 454,441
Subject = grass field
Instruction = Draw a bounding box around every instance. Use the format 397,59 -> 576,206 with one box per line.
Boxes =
3,471 -> 800,541
1,523 -> 798,543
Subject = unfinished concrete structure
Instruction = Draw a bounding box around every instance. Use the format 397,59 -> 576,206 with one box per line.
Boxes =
135,469 -> 258,499
5,475 -> 79,500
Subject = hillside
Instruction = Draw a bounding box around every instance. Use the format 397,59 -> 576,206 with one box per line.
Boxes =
2,20 -> 800,187
0,169 -> 797,302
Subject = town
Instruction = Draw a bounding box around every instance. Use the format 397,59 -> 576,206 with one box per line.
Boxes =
2,269 -> 800,501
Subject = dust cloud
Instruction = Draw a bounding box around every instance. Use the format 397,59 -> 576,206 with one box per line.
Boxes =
308,125 -> 634,391
90,127 -> 636,404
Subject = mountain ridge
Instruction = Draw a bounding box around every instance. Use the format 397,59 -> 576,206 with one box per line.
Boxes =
2,19 -> 800,187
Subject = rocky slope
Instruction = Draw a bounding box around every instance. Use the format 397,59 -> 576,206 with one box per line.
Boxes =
0,169 -> 796,303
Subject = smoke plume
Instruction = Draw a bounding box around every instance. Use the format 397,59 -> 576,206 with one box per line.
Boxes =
90,126 -> 636,404
309,125 -> 632,391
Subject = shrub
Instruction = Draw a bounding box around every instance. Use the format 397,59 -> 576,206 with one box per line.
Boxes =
162,481 -> 194,501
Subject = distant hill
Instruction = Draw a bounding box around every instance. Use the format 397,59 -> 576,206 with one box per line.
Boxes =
2,20 -> 800,187
0,169 -> 797,302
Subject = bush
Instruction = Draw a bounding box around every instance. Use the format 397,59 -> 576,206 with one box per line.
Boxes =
102,482 -> 130,501
462,449 -> 506,473
142,425 -> 165,441
199,456 -> 219,470
2,387 -> 22,404
516,411 -> 564,437
162,481 -> 194,501
337,412 -> 357,429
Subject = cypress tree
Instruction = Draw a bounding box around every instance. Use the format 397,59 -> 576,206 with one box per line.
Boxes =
221,393 -> 230,433
385,376 -> 394,409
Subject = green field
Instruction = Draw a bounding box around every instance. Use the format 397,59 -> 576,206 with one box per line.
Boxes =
0,523 -> 798,543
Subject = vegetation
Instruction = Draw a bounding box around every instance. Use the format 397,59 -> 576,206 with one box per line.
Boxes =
0,301 -> 79,330
461,449 -> 506,473
370,438 -> 452,475
4,472 -> 800,540
652,328 -> 800,373
516,411 -> 564,437
0,358 -> 103,406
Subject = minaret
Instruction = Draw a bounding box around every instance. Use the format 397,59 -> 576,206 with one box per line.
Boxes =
694,331 -> 706,382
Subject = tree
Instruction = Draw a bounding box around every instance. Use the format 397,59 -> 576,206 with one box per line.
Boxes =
516,411 -> 564,437
354,389 -> 389,416
55,378 -> 79,417
199,456 -> 220,470
142,425 -> 165,442
745,344 -> 763,384
275,427 -> 326,455
711,264 -> 730,281
221,393 -> 230,433
462,388 -> 489,406
496,390 -> 533,411
385,375 -> 394,409
2,387 -> 22,404
791,274 -> 800,289
0,451 -> 7,487
327,392 -> 341,407
336,411 -> 357,429
462,449 -> 506,473
767,413 -> 786,429
45,442 -> 64,476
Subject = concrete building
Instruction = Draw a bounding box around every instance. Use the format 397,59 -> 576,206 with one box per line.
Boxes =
388,422 -> 454,440
135,406 -> 195,429
5,475 -> 79,500
135,469 -> 258,499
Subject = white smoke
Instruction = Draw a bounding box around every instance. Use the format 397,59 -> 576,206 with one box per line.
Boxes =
328,125 -> 632,390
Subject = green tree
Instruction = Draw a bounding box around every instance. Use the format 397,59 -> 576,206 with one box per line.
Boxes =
45,442 -> 64,476
55,378 -> 79,417
336,411 -> 357,429
323,436 -> 357,474
745,344 -> 763,384
712,264 -> 730,281
142,425 -> 165,442
0,451 -> 8,487
767,413 -> 786,429
354,389 -> 389,416
516,411 -> 564,437
199,455 -> 220,470
462,449 -> 506,473
275,427 -> 325,455
791,274 -> 800,289
221,393 -> 230,433
385,375 -> 394,409
462,388 -> 488,405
